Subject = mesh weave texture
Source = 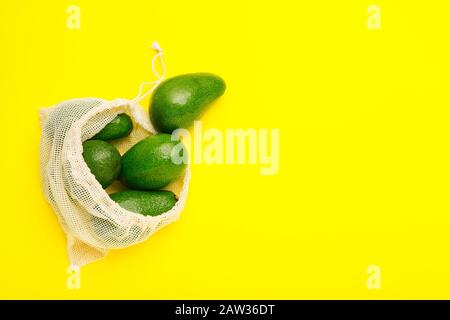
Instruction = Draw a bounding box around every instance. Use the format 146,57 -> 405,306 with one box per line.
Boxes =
39,98 -> 190,267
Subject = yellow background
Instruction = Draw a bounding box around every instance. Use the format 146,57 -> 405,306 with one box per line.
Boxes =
0,0 -> 449,299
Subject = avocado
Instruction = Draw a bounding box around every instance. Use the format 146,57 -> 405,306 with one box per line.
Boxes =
150,73 -> 226,133
93,113 -> 133,140
90,216 -> 146,244
109,190 -> 177,216
82,140 -> 121,188
120,133 -> 187,190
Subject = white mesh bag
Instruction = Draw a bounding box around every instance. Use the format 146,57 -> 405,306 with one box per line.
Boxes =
39,43 -> 190,268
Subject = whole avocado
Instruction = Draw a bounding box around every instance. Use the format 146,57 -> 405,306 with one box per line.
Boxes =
109,190 -> 177,216
150,73 -> 226,133
82,140 -> 121,188
120,133 -> 187,190
93,113 -> 133,140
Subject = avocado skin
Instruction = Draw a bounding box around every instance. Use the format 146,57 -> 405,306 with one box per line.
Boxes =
109,190 -> 177,216
150,73 -> 226,133
82,140 -> 121,188
120,133 -> 187,190
93,113 -> 133,141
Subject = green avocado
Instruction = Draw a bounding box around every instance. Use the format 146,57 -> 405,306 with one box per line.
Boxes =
150,73 -> 226,133
120,133 -> 187,190
93,113 -> 133,140
90,216 -> 147,244
82,140 -> 121,188
109,190 -> 177,216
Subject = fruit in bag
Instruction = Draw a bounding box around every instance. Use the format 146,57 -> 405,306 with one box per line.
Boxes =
82,140 -> 121,188
120,133 -> 186,190
93,113 -> 133,140
109,190 -> 177,216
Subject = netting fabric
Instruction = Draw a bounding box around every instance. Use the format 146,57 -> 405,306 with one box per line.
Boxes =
39,98 -> 190,267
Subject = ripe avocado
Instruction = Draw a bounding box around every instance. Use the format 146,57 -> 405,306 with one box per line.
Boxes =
120,133 -> 187,190
82,140 -> 121,188
150,73 -> 226,133
93,113 -> 133,140
109,190 -> 177,216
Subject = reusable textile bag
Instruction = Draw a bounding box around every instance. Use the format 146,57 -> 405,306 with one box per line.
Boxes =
39,43 -> 190,268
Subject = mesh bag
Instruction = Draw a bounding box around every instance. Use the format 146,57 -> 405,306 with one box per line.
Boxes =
39,44 -> 190,268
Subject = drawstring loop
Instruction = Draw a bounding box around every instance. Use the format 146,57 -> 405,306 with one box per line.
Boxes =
132,41 -> 166,104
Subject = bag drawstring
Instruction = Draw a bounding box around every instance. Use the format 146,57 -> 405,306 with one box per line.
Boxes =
131,41 -> 166,104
